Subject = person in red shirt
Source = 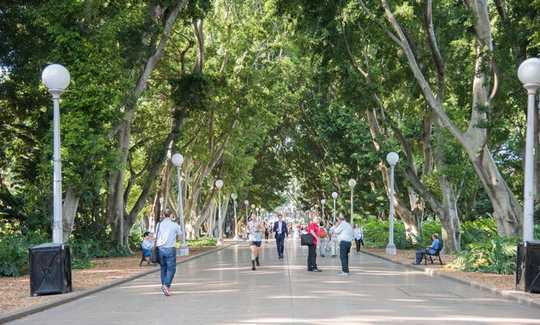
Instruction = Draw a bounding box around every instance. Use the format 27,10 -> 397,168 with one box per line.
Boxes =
306,215 -> 322,272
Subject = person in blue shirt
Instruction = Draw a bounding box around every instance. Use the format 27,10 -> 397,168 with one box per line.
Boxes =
140,231 -> 153,266
414,234 -> 442,264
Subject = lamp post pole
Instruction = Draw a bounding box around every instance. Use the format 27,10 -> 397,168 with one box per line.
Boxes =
331,192 -> 338,224
215,180 -> 224,245
42,64 -> 70,244
518,58 -> 540,243
348,179 -> 356,224
172,153 -> 188,256
320,199 -> 326,222
386,152 -> 399,255
231,193 -> 238,240
243,200 -> 249,240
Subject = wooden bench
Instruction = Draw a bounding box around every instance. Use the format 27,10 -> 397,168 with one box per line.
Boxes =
423,246 -> 444,265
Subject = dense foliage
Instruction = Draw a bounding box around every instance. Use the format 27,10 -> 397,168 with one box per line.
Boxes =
1,0 -> 540,276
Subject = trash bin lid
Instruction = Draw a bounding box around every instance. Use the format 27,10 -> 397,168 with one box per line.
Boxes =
525,240 -> 540,247
30,243 -> 68,250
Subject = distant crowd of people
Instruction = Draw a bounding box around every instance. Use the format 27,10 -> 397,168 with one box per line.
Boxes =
140,207 -> 442,296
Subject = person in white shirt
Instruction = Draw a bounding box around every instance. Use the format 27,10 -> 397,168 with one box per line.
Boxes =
333,215 -> 354,275
156,209 -> 183,296
353,224 -> 364,254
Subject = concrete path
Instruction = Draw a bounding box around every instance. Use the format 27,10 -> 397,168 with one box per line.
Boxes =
11,241 -> 540,324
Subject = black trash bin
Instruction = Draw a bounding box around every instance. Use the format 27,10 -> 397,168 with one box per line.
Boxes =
516,241 -> 540,293
29,243 -> 72,296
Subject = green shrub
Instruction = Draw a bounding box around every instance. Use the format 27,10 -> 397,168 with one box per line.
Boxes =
460,218 -> 498,249
0,231 -> 48,276
186,237 -> 217,248
69,238 -> 132,269
359,219 -> 415,249
448,236 -> 518,274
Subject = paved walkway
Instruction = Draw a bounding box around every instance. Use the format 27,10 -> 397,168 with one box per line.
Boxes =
11,241 -> 540,324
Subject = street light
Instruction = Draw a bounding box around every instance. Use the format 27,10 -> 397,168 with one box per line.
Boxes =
171,153 -> 188,256
518,58 -> 540,243
42,64 -> 70,244
386,152 -> 399,256
215,179 -> 224,245
348,179 -> 357,224
231,193 -> 238,240
331,192 -> 338,224
320,199 -> 326,221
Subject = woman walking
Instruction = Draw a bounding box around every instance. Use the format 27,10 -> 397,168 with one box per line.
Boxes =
306,215 -> 322,272
248,214 -> 264,270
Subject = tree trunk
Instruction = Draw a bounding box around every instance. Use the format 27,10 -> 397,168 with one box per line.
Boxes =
62,187 -> 80,242
439,174 -> 461,252
380,0 -> 522,236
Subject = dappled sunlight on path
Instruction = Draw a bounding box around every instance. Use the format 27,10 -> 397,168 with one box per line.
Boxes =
10,240 -> 540,324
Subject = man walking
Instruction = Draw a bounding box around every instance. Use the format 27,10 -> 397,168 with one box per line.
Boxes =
156,209 -> 183,296
333,215 -> 354,275
273,214 -> 288,259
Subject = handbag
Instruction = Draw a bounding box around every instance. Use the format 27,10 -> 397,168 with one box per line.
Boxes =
300,233 -> 314,246
150,222 -> 161,264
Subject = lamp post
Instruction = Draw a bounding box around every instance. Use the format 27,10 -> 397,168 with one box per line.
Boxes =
231,193 -> 238,240
172,153 -> 188,256
320,199 -> 326,221
243,200 -> 249,240
386,152 -> 399,255
348,179 -> 357,224
215,179 -> 224,245
518,58 -> 540,243
331,192 -> 338,224
42,64 -> 70,244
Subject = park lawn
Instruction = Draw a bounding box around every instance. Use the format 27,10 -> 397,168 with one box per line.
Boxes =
0,247 -> 214,316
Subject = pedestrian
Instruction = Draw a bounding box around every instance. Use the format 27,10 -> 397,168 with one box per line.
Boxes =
318,221 -> 328,257
413,234 -> 442,265
333,215 -> 354,275
328,222 -> 337,257
273,214 -> 288,259
155,209 -> 183,296
306,215 -> 322,272
353,224 -> 364,253
248,214 -> 264,270
265,225 -> 270,241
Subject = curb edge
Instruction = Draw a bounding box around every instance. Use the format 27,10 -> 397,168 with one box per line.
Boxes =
360,250 -> 540,309
0,244 -> 233,324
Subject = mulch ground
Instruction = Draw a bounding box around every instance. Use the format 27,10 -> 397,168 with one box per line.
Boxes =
364,248 -> 540,303
0,247 -> 213,316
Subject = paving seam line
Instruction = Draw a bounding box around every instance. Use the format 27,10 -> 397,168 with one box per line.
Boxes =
0,244 -> 234,324
360,250 -> 540,309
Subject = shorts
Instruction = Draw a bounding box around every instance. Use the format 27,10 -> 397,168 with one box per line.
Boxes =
250,241 -> 262,247
142,248 -> 152,257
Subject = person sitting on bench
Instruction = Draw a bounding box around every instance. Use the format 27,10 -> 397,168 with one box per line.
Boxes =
140,231 -> 153,266
413,233 -> 441,265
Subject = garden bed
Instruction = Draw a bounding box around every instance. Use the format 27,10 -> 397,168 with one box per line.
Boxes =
0,247 -> 213,316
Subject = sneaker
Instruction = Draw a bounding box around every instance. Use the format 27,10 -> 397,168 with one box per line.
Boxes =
337,271 -> 350,276
161,285 -> 170,296
312,268 -> 322,272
